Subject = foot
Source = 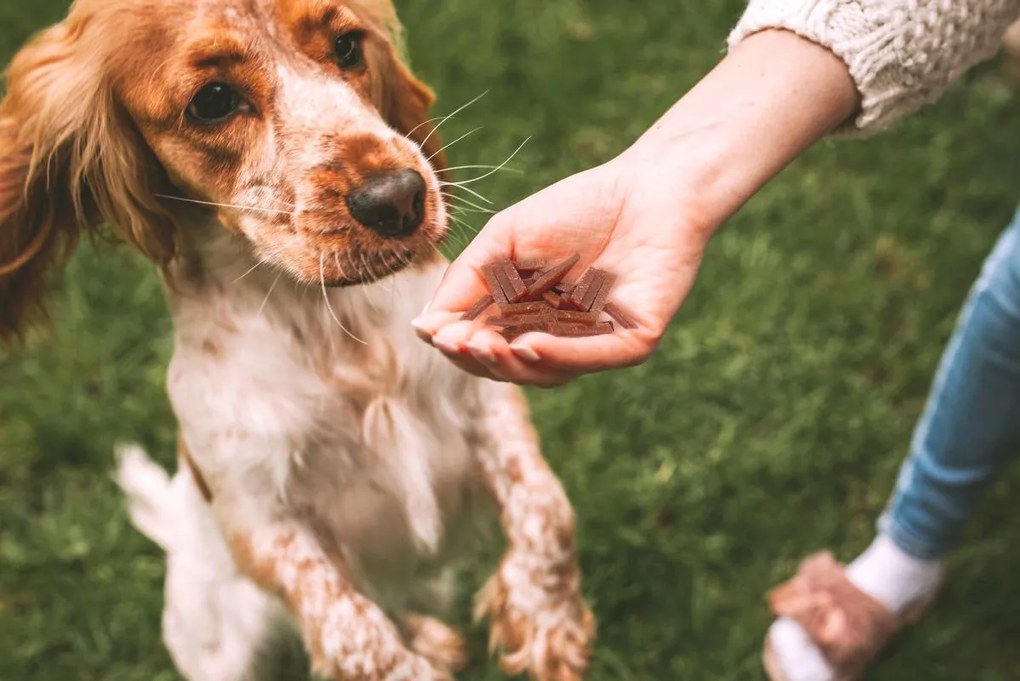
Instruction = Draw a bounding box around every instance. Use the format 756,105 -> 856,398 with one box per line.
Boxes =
402,613 -> 468,674
766,535 -> 944,681
475,551 -> 595,681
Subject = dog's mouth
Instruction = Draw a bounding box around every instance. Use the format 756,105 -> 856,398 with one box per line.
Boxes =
316,243 -> 421,287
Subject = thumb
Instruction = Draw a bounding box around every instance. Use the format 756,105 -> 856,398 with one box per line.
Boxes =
417,212 -> 514,324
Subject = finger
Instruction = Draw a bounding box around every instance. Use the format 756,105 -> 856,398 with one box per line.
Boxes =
505,328 -> 654,375
411,310 -> 464,342
427,214 -> 514,315
433,324 -> 577,387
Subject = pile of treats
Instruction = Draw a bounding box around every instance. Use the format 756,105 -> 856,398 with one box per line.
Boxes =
461,253 -> 636,341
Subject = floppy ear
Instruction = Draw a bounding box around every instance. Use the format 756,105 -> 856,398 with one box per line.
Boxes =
0,18 -> 177,342
376,50 -> 448,176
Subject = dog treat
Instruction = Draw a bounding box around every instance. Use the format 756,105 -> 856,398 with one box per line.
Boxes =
541,291 -> 564,309
523,253 -> 580,300
488,259 -> 527,304
501,320 -> 549,342
605,301 -> 637,329
514,259 -> 547,275
551,321 -> 614,337
569,269 -> 597,310
570,267 -> 612,311
481,263 -> 509,305
588,271 -> 617,313
461,294 -> 494,321
499,301 -> 548,316
488,313 -> 549,328
551,309 -> 600,324
465,253 -> 636,340
499,260 -> 529,302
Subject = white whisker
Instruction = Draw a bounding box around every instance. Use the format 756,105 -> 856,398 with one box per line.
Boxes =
257,270 -> 284,317
448,213 -> 479,237
376,253 -> 396,293
233,258 -> 267,283
414,90 -> 488,150
442,192 -> 496,215
155,194 -> 295,216
427,127 -> 482,163
443,163 -> 515,173
439,137 -> 530,187
319,252 -> 368,345
440,181 -> 494,205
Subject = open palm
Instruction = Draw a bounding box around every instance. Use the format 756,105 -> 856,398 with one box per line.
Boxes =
413,158 -> 714,386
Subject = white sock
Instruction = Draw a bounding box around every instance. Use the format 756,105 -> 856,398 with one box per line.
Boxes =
767,535 -> 944,681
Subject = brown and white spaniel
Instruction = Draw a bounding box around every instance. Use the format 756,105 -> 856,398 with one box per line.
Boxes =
0,0 -> 593,678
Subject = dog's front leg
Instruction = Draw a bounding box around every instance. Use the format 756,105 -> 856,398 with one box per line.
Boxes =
218,502 -> 451,681
472,383 -> 595,681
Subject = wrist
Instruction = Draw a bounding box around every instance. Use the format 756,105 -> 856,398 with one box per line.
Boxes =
617,29 -> 857,234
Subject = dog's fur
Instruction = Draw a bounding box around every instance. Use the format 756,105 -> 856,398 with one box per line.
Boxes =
0,0 -> 594,678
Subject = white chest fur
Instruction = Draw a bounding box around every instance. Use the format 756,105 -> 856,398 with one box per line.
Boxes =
165,250 -> 488,605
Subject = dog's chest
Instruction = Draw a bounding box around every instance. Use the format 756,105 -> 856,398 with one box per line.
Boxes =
168,266 -> 487,594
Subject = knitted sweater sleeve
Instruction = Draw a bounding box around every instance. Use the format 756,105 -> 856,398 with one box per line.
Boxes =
727,1 -> 1020,135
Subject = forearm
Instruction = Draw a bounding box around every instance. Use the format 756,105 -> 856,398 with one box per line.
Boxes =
619,29 -> 857,238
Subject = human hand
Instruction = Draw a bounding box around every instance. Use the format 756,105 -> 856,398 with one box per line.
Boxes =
412,30 -> 858,387
412,155 -> 715,386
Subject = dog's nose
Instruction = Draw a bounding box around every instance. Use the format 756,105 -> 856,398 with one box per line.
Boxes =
345,169 -> 426,238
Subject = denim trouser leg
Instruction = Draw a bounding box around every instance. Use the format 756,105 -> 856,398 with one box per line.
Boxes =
879,212 -> 1020,560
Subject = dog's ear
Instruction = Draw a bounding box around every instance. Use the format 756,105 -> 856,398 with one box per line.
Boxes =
375,49 -> 448,176
0,18 -> 177,342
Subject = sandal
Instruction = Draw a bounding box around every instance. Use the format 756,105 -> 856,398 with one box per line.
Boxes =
762,552 -> 937,681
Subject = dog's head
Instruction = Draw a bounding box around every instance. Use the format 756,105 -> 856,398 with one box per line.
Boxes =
0,0 -> 448,340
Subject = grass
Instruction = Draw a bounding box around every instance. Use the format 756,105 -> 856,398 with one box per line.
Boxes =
3,1 -> 1020,679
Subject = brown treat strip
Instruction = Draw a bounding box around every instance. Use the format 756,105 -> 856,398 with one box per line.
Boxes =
588,271 -> 617,313
500,261 -> 528,302
605,302 -> 637,329
524,253 -> 580,300
500,320 -> 549,342
556,295 -> 583,311
461,294 -> 495,321
552,310 -> 599,324
580,270 -> 608,310
499,301 -> 549,316
550,321 -> 614,337
569,269 -> 598,310
488,313 -> 549,328
542,291 -> 564,309
492,260 -> 520,302
481,263 -> 509,304
513,259 -> 547,274
552,282 -> 575,295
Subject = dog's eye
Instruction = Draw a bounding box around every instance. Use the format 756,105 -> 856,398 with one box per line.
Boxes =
187,83 -> 243,124
335,32 -> 365,69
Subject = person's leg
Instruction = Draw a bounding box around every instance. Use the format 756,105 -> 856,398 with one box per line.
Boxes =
767,211 -> 1020,681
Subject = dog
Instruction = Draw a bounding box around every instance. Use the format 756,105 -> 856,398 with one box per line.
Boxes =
0,0 -> 594,678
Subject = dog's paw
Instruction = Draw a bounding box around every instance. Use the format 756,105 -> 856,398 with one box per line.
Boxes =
475,554 -> 595,681
306,600 -> 455,681
311,651 -> 452,681
403,613 -> 468,674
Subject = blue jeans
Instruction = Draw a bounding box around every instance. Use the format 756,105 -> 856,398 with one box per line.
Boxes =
879,210 -> 1020,560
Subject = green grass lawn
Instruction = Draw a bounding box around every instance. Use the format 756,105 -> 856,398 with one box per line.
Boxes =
3,1 -> 1020,679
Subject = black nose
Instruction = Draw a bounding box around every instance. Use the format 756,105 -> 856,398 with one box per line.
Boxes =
345,169 -> 426,238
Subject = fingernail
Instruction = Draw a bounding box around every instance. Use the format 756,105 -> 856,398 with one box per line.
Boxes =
410,319 -> 433,343
412,311 -> 450,335
509,341 -> 540,363
433,336 -> 460,354
467,341 -> 498,365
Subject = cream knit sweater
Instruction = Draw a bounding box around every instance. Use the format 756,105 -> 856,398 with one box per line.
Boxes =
728,1 -> 1020,134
